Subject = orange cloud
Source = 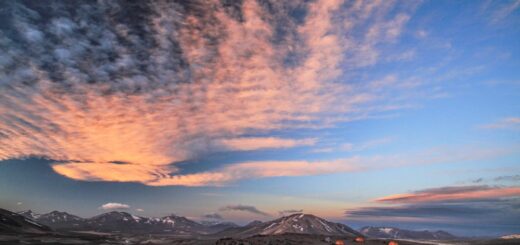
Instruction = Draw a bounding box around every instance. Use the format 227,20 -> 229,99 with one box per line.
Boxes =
375,185 -> 520,203
146,159 -> 363,187
0,0 -> 422,186
33,143 -> 515,186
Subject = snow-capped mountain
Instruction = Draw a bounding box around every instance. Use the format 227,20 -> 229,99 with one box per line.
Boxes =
15,210 -> 235,235
11,209 -> 362,238
1,208 -> 51,234
19,210 -> 85,231
217,213 -> 362,238
17,210 -> 41,220
36,211 -> 85,230
360,226 -> 457,240
85,211 -> 154,233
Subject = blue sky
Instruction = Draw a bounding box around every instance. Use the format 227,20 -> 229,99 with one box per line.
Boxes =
0,0 -> 519,237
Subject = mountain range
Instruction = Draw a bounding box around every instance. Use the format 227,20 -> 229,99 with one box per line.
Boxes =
4,208 -> 465,241
17,209 -> 237,235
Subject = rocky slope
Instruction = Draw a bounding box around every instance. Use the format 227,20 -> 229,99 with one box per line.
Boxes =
0,208 -> 51,234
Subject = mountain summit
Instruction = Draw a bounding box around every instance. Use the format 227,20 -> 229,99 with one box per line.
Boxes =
217,213 -> 361,238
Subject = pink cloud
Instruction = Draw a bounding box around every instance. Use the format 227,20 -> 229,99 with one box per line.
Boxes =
375,185 -> 520,203
0,1 -> 429,186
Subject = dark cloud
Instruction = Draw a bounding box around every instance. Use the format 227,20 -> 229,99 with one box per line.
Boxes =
219,205 -> 269,216
278,209 -> 303,216
347,201 -> 506,219
203,213 -> 223,220
414,185 -> 491,195
347,185 -> 520,236
345,198 -> 520,236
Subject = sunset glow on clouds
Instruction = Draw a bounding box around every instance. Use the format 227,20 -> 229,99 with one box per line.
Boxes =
0,0 -> 424,186
375,185 -> 520,203
0,0 -> 519,237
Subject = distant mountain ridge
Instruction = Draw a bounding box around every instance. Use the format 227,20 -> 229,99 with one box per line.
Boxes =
360,226 -> 457,240
14,210 -> 361,238
17,210 -> 236,235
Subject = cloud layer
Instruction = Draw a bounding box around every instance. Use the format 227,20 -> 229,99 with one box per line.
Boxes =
375,185 -> 520,203
345,185 -> 520,235
0,0 -> 420,186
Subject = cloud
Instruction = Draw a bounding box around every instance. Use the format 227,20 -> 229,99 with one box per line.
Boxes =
279,209 -> 303,216
144,144 -> 515,186
219,205 -> 269,216
345,198 -> 520,225
99,202 -> 130,210
203,213 -> 223,220
136,208 -> 144,212
375,185 -> 520,203
146,159 -> 363,186
479,117 -> 520,129
346,185 -> 520,236
217,137 -> 316,151
495,175 -> 520,182
489,0 -> 520,23
312,137 -> 393,153
415,30 -> 428,39
0,1 -> 430,186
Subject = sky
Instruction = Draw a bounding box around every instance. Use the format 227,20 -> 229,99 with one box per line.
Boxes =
0,0 -> 519,237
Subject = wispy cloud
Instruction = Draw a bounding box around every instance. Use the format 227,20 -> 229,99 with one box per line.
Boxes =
146,145 -> 514,186
494,175 -> 520,182
479,117 -> 520,129
489,0 -> 520,23
219,205 -> 269,216
470,175 -> 520,184
375,185 -> 520,203
313,137 -> 393,153
99,202 -> 130,210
